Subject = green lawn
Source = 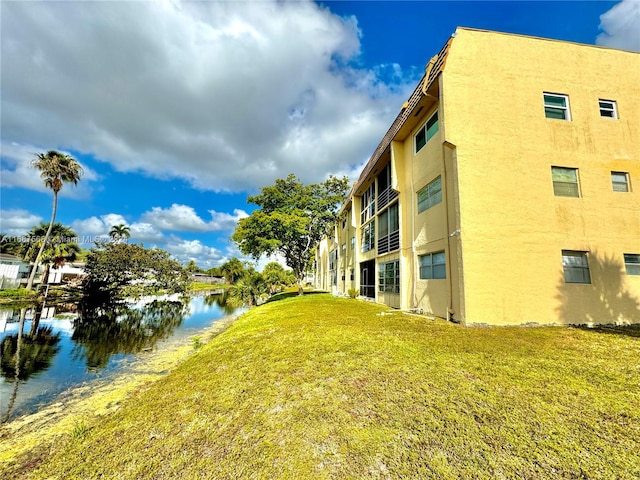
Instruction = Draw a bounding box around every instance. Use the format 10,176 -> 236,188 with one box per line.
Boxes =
3,294 -> 639,479
188,281 -> 229,292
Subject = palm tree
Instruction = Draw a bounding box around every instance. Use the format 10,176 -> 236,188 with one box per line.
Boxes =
227,273 -> 266,308
220,257 -> 245,284
26,151 -> 83,290
109,224 -> 131,243
19,223 -> 81,285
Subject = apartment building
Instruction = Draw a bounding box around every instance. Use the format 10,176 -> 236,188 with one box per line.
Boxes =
315,27 -> 640,326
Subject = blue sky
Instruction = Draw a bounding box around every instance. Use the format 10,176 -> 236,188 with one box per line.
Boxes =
1,0 -> 638,269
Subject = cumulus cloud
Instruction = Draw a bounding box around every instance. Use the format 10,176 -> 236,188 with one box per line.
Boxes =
596,0 -> 640,51
163,238 -> 225,268
0,209 -> 44,236
71,214 -> 164,244
0,1 -> 416,192
141,204 -> 248,232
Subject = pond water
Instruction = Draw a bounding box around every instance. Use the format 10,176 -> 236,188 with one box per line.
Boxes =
0,292 -> 240,423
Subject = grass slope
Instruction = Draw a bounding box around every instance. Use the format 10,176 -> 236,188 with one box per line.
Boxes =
4,294 -> 640,479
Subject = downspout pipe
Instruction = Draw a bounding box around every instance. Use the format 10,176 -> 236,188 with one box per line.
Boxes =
442,140 -> 456,323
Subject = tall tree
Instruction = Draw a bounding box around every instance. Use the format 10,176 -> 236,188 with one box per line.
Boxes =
232,174 -> 349,295
82,243 -> 188,306
108,224 -> 131,243
26,151 -> 83,290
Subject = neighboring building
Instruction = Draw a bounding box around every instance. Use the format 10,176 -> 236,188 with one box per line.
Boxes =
47,262 -> 87,285
0,254 -> 44,289
315,28 -> 640,326
189,273 -> 226,285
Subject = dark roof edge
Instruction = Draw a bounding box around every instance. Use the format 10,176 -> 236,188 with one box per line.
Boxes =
351,34 -> 454,197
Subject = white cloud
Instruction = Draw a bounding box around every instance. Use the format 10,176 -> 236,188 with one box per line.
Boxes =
0,209 -> 43,236
141,204 -> 248,232
71,214 -> 164,244
163,239 -> 225,268
596,0 -> 640,51
0,141 -> 99,198
1,1 -> 416,192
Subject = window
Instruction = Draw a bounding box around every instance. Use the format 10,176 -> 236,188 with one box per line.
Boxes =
599,99 -> 618,119
360,183 -> 375,225
361,220 -> 375,253
415,111 -> 439,153
611,172 -> 629,192
544,93 -> 571,120
417,176 -> 442,213
350,236 -> 355,252
419,251 -> 446,279
552,167 -> 579,197
378,260 -> 400,294
329,249 -> 338,286
378,202 -> 400,254
562,251 -> 591,284
378,163 -> 398,209
624,254 -> 640,275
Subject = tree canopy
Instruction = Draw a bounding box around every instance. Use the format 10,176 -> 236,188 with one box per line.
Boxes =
232,174 -> 349,294
82,243 -> 188,307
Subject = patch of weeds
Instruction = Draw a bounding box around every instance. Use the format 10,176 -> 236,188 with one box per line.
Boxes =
70,419 -> 91,441
191,336 -> 203,350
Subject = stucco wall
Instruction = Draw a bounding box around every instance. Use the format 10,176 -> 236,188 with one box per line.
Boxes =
443,29 -> 640,325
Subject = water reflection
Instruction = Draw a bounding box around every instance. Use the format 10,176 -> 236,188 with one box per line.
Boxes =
72,299 -> 190,371
0,292 -> 237,422
204,291 -> 237,315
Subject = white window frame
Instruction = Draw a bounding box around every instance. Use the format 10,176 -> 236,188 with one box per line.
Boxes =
562,250 -> 591,284
361,220 -> 375,253
360,183 -> 375,225
414,110 -> 439,153
624,254 -> 640,275
417,176 -> 442,213
544,93 -> 571,121
611,171 -> 629,192
599,99 -> 618,119
378,260 -> 400,294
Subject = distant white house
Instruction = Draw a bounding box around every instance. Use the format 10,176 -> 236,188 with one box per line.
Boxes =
47,262 -> 86,285
0,254 -> 85,289
0,254 -> 38,289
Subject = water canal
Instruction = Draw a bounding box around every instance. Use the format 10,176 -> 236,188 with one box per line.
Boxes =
0,292 -> 241,423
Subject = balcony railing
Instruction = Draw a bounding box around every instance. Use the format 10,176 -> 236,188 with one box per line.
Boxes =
378,230 -> 400,255
378,186 -> 399,210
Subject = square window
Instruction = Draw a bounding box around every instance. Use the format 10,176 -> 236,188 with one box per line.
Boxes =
552,167 -> 579,197
599,99 -> 618,119
562,250 -> 591,284
378,260 -> 400,293
417,176 -> 442,213
624,254 -> 640,275
415,111 -> 439,153
544,93 -> 571,120
419,251 -> 446,279
611,171 -> 629,192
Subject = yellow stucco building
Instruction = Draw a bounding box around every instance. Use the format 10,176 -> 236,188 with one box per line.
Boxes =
315,28 -> 640,326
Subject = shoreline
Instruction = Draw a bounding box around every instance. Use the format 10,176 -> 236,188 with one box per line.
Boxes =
0,310 -> 241,466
